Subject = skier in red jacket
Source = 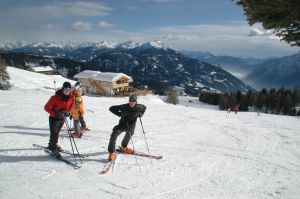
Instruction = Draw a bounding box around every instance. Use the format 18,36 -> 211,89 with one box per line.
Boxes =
44,81 -> 74,158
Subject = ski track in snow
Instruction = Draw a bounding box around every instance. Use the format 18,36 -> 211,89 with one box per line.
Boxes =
0,67 -> 300,199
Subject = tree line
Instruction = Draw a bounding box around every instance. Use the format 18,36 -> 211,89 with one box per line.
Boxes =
199,87 -> 300,116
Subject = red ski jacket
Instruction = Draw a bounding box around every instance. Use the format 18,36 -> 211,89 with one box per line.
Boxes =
44,90 -> 74,118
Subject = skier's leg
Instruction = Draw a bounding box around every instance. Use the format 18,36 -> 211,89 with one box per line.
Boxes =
54,118 -> 64,146
79,118 -> 86,128
73,120 -> 80,135
48,117 -> 64,150
108,124 -> 127,153
121,123 -> 136,148
48,117 -> 56,150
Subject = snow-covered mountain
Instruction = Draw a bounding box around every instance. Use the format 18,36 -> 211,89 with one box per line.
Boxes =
245,53 -> 300,89
0,41 -> 30,50
0,41 -> 253,94
1,67 -> 300,199
0,40 -> 169,60
116,41 -> 140,49
87,45 -> 252,94
182,50 -> 268,79
138,40 -> 169,50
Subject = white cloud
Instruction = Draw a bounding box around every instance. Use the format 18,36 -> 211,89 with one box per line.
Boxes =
125,23 -> 297,57
162,34 -> 193,41
126,5 -> 139,10
14,1 -> 113,18
71,21 -> 92,31
97,21 -> 115,29
157,24 -> 249,37
142,0 -> 180,2
268,35 -> 281,41
46,24 -> 54,31
249,27 -> 273,36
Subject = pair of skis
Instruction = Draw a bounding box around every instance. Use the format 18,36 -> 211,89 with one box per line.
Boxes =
34,144 -> 163,173
33,144 -> 85,170
100,149 -> 163,174
33,144 -> 88,158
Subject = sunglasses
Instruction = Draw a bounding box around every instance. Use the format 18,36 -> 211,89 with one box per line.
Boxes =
129,100 -> 136,102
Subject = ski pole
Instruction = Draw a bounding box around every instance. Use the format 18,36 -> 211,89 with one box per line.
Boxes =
64,116 -> 76,160
128,131 -> 138,165
64,116 -> 82,164
65,117 -> 82,164
139,117 -> 152,164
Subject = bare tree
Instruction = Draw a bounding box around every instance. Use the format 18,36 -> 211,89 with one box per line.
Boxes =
165,86 -> 179,105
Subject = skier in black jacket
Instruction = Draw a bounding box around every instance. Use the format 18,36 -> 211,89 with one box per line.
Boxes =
107,94 -> 146,161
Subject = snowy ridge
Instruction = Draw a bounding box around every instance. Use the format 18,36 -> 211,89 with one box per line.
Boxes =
0,40 -> 169,51
116,41 -> 140,49
0,41 -> 30,50
1,67 -> 300,199
139,40 -> 169,50
94,41 -> 117,49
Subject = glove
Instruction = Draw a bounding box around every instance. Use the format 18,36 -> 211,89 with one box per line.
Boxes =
54,110 -> 64,118
62,110 -> 70,117
136,112 -> 143,118
69,115 -> 72,120
54,110 -> 69,118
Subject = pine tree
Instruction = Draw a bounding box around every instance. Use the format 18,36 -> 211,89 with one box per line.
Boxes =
239,95 -> 249,111
219,95 -> 229,110
0,60 -> 11,90
283,93 -> 293,115
234,0 -> 300,47
236,90 -> 242,105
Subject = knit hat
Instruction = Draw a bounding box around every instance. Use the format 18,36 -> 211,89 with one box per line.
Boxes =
129,94 -> 137,102
63,81 -> 72,88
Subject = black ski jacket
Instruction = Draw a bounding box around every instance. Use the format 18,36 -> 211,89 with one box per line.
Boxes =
109,103 -> 146,126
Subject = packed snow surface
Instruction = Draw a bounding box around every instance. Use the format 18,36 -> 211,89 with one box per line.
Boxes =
0,67 -> 300,199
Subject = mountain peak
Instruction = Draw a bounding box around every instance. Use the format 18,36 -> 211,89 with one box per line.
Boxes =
117,41 -> 140,49
94,41 -> 117,49
140,40 -> 168,49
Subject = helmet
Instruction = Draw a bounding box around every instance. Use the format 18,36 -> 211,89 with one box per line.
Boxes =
74,82 -> 82,89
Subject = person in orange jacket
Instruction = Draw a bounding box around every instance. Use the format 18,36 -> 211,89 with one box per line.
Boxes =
44,81 -> 74,158
70,95 -> 87,138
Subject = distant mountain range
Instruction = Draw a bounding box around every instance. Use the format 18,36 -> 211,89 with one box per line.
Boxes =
182,50 -> 300,90
0,40 -> 253,95
6,41 -> 299,92
244,53 -> 300,89
86,45 -> 252,95
182,51 -> 269,79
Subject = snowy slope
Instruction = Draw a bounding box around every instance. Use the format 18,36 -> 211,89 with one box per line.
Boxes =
0,67 -> 300,199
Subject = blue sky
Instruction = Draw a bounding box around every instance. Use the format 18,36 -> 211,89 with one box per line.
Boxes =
0,0 -> 298,57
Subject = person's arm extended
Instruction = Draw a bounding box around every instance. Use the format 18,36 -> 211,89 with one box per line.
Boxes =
109,105 -> 123,117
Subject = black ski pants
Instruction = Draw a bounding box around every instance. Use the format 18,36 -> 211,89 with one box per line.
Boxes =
108,122 -> 136,153
48,116 -> 64,150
